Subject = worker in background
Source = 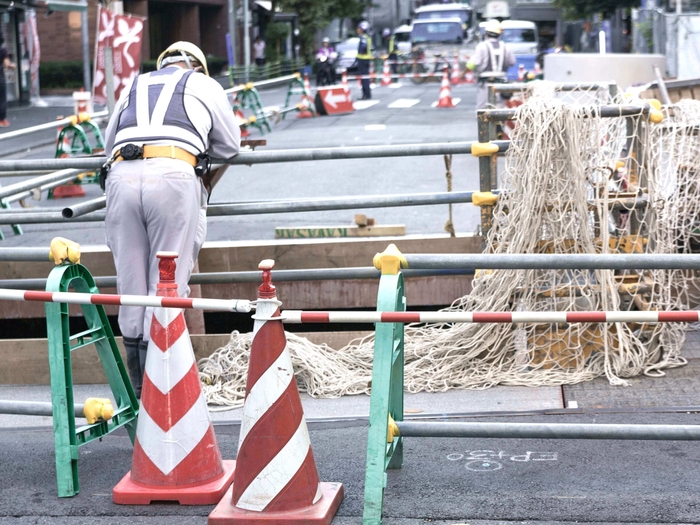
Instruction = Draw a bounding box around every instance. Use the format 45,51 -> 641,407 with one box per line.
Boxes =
466,19 -> 515,111
356,21 -> 373,100
101,41 -> 241,397
384,27 -> 398,79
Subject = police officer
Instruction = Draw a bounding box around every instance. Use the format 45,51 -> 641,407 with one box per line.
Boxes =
466,20 -> 515,111
356,21 -> 373,100
384,28 -> 398,79
102,42 -> 241,397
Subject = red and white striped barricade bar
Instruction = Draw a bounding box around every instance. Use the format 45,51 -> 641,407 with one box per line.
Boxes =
0,288 -> 253,312
281,310 -> 700,324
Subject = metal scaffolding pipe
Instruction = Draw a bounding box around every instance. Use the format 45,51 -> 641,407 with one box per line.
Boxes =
0,169 -> 83,200
480,105 -> 649,122
0,247 -> 52,262
0,210 -> 105,224
491,82 -> 608,93
62,196 -> 107,219
0,399 -> 85,418
396,421 -> 700,441
3,176 -> 85,205
0,141 -> 511,172
224,74 -> 298,94
0,170 -> 54,178
0,111 -> 108,142
403,254 -> 700,270
0,267 -> 473,290
208,191 -> 484,216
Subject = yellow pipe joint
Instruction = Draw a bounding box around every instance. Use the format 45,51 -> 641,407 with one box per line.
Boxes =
471,142 -> 499,157
472,191 -> 498,207
49,237 -> 81,265
83,398 -> 114,424
373,244 -> 408,275
387,415 -> 400,443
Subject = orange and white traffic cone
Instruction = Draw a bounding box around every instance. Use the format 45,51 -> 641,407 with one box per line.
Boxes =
450,54 -> 461,85
369,60 -> 376,86
296,74 -> 316,118
463,68 -> 475,84
208,260 -> 344,524
234,109 -> 251,138
381,59 -> 392,86
113,252 -> 236,505
517,64 -> 525,81
435,67 -> 455,108
341,69 -> 352,102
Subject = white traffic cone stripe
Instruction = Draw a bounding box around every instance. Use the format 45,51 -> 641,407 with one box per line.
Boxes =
238,344 -> 294,448
136,392 -> 211,475
235,423 -> 315,511
145,327 -> 195,394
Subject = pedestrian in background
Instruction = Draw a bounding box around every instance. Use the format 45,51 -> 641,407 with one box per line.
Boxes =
0,33 -> 16,127
101,41 -> 240,397
356,21 -> 373,100
466,19 -> 515,111
253,36 -> 266,67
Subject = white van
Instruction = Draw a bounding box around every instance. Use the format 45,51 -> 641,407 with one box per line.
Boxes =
414,3 -> 474,38
479,20 -> 539,55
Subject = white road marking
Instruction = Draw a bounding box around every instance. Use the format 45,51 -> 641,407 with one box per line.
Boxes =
364,124 -> 386,130
388,98 -> 420,109
353,100 -> 380,110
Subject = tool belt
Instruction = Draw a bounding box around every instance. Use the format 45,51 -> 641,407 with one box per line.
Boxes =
114,144 -> 198,167
100,144 -> 210,192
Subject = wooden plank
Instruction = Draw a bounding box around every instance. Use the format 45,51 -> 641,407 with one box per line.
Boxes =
0,332 -> 371,385
275,224 -> 406,238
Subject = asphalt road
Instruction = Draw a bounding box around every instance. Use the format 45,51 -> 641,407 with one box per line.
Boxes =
2,413 -> 700,524
0,80 -> 484,247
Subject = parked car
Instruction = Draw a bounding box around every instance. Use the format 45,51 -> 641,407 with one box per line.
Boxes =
478,19 -> 539,55
393,24 -> 412,55
334,37 -> 359,76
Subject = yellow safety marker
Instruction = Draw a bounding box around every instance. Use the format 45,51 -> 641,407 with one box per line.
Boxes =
471,142 -> 499,157
647,98 -> 662,111
387,415 -> 400,443
249,115 -> 257,124
373,244 -> 408,275
294,72 -> 301,79
472,191 -> 498,207
49,237 -> 81,265
650,109 -> 664,123
83,398 -> 114,424
245,82 -> 255,91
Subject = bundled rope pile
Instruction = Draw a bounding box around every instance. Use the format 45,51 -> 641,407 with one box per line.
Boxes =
199,96 -> 696,409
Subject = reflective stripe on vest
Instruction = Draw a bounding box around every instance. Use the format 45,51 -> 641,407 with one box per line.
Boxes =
113,67 -> 206,154
357,35 -> 372,60
479,40 -> 506,79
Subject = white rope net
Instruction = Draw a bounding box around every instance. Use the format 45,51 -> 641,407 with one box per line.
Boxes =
199,96 -> 700,409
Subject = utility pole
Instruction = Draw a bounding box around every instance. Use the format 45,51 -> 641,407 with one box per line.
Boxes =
243,0 -> 251,81
228,0 -> 238,70
81,9 -> 91,92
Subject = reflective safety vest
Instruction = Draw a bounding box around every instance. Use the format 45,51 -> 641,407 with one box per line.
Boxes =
357,35 -> 372,60
479,40 -> 507,80
113,67 -> 206,154
389,36 -> 396,54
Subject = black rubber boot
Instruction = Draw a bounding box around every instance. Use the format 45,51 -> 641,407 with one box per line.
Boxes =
138,339 -> 148,388
123,336 -> 143,398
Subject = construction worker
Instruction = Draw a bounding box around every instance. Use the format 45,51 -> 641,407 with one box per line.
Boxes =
101,41 -> 241,397
466,19 -> 515,111
356,21 -> 373,100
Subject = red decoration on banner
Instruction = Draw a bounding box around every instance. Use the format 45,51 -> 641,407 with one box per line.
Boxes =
93,6 -> 145,105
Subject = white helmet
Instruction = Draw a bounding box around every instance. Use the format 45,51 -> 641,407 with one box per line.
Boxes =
484,19 -> 503,36
157,41 -> 209,76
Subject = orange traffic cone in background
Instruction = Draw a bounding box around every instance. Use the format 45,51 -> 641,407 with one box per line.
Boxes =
234,109 -> 251,138
296,74 -> 316,118
463,68 -> 475,84
341,69 -> 352,101
381,59 -> 392,86
435,67 -> 455,108
113,252 -> 236,505
208,260 -> 344,524
450,54 -> 461,85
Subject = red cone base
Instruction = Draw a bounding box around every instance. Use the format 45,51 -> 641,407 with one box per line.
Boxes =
113,460 -> 236,505
52,183 -> 86,198
296,107 -> 314,119
208,482 -> 344,525
436,95 -> 455,108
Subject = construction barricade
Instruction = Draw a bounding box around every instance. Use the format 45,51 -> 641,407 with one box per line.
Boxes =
314,85 -> 354,115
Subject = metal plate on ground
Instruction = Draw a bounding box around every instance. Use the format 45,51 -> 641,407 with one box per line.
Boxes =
563,358 -> 700,409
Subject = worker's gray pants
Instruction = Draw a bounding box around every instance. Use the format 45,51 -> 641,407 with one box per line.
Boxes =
476,82 -> 506,112
105,157 -> 207,341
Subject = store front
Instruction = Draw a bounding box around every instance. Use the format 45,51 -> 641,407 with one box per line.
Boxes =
0,2 -> 30,106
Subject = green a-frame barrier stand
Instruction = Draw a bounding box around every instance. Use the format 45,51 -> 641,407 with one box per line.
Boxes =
362,244 -> 407,525
45,262 -> 139,497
